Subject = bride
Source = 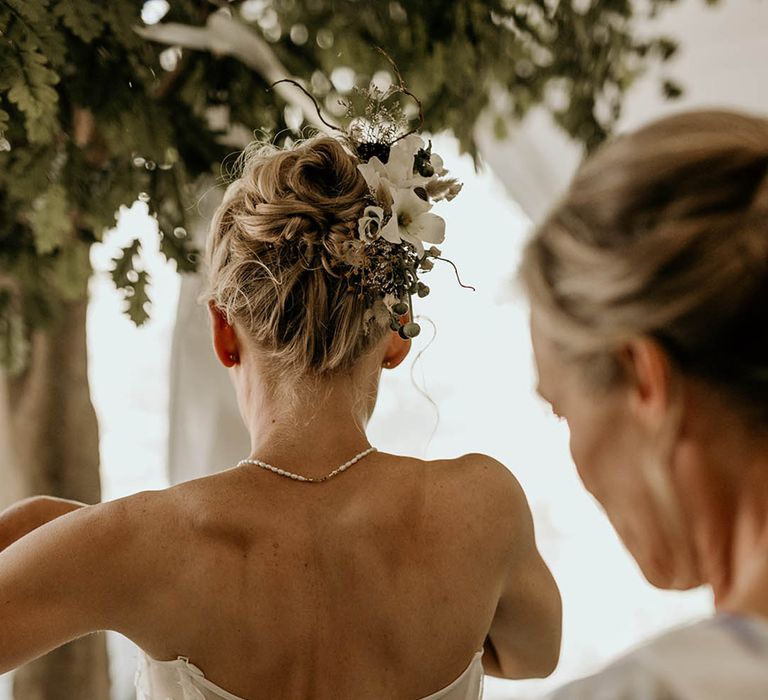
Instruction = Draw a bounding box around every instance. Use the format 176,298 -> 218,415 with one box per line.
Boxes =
0,132 -> 560,699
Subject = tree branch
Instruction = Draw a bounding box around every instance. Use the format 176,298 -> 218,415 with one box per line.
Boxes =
135,12 -> 339,133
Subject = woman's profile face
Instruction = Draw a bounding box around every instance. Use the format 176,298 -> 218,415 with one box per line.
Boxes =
529,311 -> 701,591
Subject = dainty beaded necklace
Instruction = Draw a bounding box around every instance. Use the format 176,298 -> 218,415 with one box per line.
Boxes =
236,446 -> 377,483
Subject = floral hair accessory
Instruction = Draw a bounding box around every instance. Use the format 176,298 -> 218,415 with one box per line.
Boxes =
273,56 -> 470,340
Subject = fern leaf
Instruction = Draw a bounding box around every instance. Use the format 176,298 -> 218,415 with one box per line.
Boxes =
0,45 -> 22,91
6,47 -> 60,143
53,0 -> 104,43
103,2 -> 144,48
3,0 -> 67,66
3,0 -> 52,26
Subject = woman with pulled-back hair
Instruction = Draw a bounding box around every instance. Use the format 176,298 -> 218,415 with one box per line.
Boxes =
0,132 -> 561,699
521,109 -> 768,699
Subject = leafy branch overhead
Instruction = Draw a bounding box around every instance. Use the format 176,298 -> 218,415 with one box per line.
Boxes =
0,0 -> 713,372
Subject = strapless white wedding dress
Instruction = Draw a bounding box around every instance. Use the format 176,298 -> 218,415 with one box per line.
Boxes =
135,650 -> 484,700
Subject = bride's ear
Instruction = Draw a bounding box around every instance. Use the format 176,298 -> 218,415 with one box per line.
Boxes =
208,301 -> 241,368
381,328 -> 411,370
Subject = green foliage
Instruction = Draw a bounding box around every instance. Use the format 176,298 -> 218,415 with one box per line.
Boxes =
110,238 -> 152,325
53,1 -> 104,43
26,184 -> 70,254
0,0 -> 716,372
6,44 -> 59,144
249,0 -> 706,156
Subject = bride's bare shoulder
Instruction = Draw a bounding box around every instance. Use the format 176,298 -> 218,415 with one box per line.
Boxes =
89,480 -> 214,546
425,452 -> 534,532
109,476 -> 225,528
429,452 -> 524,491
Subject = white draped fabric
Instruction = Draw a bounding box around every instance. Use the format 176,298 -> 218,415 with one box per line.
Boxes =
166,185 -> 250,484
476,0 -> 768,226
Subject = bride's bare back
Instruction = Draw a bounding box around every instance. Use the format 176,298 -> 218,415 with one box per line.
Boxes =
135,451 -> 556,697
0,451 -> 559,699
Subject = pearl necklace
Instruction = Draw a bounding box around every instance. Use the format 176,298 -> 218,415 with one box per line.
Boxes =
236,446 -> 377,483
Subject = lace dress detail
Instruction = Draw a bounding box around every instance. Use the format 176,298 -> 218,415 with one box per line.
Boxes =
135,650 -> 484,700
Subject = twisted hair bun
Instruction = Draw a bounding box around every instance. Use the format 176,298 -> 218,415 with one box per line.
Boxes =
204,136 -> 387,380
521,109 -> 768,421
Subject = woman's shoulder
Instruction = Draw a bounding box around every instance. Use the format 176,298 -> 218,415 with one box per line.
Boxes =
546,615 -> 768,700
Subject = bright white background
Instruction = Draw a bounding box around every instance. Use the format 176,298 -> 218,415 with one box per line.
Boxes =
3,136 -> 705,700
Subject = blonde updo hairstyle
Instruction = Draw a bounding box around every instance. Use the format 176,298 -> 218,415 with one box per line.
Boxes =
521,110 -> 768,422
204,136 -> 388,386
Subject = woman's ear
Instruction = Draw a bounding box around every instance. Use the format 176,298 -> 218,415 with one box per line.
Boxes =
381,328 -> 411,370
208,301 -> 240,368
620,337 -> 673,429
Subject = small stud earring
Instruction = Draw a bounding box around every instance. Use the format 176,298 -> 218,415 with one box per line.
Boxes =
229,353 -> 239,364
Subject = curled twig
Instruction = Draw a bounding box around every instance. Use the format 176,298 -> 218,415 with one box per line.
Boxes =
435,256 -> 476,291
269,79 -> 344,134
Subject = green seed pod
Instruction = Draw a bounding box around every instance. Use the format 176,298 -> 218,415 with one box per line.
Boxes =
417,283 -> 430,298
400,321 -> 421,339
392,301 -> 408,316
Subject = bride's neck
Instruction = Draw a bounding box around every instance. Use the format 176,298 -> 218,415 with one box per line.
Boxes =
237,363 -> 377,474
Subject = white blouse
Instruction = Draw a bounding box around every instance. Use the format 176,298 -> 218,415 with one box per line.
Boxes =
546,614 -> 768,699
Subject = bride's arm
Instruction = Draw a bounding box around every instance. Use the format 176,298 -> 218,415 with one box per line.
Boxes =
477,457 -> 562,679
0,497 -> 87,552
484,533 -> 562,679
0,495 -> 148,674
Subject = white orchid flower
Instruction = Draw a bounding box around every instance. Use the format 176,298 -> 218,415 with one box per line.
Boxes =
357,205 -> 385,242
380,186 -> 446,255
357,133 -> 429,194
357,157 -> 389,198
386,133 -> 427,185
429,152 -> 447,176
